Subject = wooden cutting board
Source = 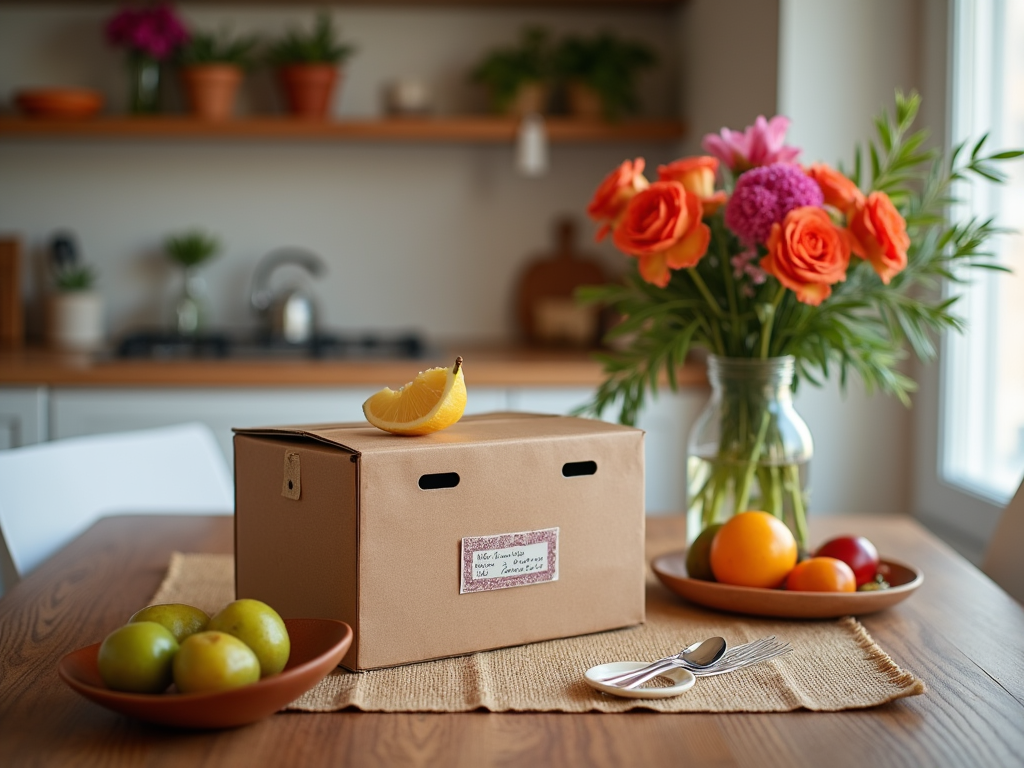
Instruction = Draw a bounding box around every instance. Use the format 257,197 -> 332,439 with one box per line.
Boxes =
516,218 -> 608,346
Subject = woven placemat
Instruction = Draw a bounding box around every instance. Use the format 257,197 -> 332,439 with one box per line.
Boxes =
152,552 -> 924,713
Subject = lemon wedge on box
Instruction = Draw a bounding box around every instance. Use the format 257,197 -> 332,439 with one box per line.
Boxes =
362,357 -> 466,435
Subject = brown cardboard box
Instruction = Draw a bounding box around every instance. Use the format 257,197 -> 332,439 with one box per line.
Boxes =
233,412 -> 645,670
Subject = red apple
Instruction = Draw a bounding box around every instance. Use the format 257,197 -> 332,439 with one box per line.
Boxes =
814,536 -> 880,587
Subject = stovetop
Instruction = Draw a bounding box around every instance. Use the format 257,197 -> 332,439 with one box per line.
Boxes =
114,330 -> 430,360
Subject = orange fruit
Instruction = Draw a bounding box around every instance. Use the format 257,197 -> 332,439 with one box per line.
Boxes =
709,511 -> 797,588
785,556 -> 856,592
362,357 -> 467,436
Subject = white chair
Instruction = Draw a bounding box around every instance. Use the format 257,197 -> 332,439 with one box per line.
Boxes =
0,422 -> 233,596
983,474 -> 1024,604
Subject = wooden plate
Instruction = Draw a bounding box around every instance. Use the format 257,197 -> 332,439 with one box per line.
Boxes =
652,551 -> 923,619
58,618 -> 352,729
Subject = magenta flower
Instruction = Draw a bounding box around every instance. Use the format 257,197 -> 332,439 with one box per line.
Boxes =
105,5 -> 189,61
724,163 -> 824,244
702,116 -> 801,172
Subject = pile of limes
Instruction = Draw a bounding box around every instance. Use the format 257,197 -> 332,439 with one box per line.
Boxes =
96,599 -> 291,694
687,511 -> 884,593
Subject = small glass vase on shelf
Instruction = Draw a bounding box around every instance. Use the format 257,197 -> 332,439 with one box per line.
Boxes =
128,55 -> 161,115
174,265 -> 207,336
686,355 -> 813,550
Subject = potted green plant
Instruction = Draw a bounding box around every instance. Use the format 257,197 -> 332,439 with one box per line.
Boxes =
165,229 -> 220,336
554,33 -> 657,120
47,234 -> 103,351
267,14 -> 355,119
470,27 -> 553,116
178,29 -> 258,121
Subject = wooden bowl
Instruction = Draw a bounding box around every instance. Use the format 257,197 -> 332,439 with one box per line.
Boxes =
15,88 -> 103,119
58,618 -> 352,729
652,551 -> 922,619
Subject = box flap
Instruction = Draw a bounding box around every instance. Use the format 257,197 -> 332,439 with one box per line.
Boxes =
233,412 -> 640,456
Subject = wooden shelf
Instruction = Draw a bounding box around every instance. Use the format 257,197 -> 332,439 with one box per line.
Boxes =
0,116 -> 686,143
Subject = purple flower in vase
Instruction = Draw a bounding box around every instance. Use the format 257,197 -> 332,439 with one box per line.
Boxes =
725,164 -> 824,245
105,4 -> 189,61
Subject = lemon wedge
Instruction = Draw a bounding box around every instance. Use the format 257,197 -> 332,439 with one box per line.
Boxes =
362,357 -> 466,435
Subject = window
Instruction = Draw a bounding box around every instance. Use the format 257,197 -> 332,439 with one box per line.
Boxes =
943,0 -> 1024,503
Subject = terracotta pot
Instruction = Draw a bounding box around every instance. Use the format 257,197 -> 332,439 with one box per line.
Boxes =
182,65 -> 242,121
508,81 -> 549,117
278,65 -> 339,119
566,81 -> 604,120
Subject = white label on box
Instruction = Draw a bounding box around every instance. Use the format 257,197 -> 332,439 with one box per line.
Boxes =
460,527 -> 559,594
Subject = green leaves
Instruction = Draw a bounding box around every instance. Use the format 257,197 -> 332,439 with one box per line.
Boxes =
164,230 -> 220,268
267,13 -> 355,66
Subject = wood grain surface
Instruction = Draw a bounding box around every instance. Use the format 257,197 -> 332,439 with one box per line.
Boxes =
1,515 -> 1022,768
0,116 -> 686,143
0,345 -> 707,388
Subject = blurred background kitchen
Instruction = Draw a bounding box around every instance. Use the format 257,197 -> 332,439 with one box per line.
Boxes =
1,0 -> 1021,566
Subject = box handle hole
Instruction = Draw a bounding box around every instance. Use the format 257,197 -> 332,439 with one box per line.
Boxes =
419,472 -> 460,490
562,460 -> 597,477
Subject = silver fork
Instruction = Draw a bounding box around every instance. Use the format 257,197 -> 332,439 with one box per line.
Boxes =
609,637 -> 792,690
600,636 -> 771,686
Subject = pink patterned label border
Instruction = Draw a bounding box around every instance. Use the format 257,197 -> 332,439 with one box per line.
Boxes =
460,527 -> 559,594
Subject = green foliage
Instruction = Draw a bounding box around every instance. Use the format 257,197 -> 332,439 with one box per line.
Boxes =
470,27 -> 552,113
54,263 -> 97,292
267,13 -> 355,66
553,33 -> 657,119
179,30 -> 259,68
579,90 -> 1023,425
165,230 -> 220,268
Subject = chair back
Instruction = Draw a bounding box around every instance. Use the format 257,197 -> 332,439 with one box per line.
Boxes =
983,475 -> 1024,604
0,422 -> 233,595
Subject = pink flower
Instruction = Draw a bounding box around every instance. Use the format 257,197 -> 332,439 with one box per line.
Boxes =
702,116 -> 801,172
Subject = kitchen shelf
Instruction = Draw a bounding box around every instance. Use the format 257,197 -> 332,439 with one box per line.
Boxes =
0,116 -> 686,143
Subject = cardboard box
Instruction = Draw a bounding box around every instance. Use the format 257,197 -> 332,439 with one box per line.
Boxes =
233,412 -> 645,670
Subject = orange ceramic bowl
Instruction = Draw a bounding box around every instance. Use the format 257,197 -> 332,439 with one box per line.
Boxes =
58,618 -> 352,729
15,88 -> 103,119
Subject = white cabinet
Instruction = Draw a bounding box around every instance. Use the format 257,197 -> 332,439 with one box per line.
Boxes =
0,387 -> 48,449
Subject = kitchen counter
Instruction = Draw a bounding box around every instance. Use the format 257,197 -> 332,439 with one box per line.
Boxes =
0,345 -> 707,388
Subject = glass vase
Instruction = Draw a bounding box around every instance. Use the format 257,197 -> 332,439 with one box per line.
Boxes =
686,355 -> 813,550
174,266 -> 207,336
129,55 -> 161,115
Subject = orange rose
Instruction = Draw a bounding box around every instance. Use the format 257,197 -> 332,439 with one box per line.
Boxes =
761,206 -> 851,306
587,158 -> 649,241
806,163 -> 864,216
612,181 -> 710,288
657,156 -> 728,215
847,192 -> 909,284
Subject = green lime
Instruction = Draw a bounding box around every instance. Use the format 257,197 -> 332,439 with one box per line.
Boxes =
207,599 -> 290,677
686,523 -> 722,581
129,603 -> 210,643
173,631 -> 261,694
97,621 -> 179,693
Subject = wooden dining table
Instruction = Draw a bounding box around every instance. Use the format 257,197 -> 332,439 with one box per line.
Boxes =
1,513 -> 1022,767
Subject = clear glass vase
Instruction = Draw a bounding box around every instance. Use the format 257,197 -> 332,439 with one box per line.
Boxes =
686,355 -> 813,550
174,266 -> 207,336
129,54 -> 161,115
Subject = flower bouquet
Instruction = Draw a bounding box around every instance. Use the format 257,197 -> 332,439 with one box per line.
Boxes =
579,92 -> 1020,549
105,4 -> 189,114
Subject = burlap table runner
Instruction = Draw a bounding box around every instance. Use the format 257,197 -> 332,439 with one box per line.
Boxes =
151,550 -> 924,713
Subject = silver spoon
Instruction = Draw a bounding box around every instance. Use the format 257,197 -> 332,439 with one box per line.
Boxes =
600,637 -> 728,686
